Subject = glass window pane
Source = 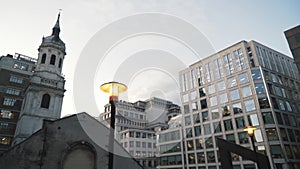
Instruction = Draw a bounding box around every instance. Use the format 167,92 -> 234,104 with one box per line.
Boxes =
227,76 -> 237,88
208,84 -> 215,94
211,108 -> 219,119
224,120 -> 233,131
220,93 -> 228,104
217,81 -> 226,91
266,128 -> 279,141
235,117 -> 245,129
248,114 -> 259,126
233,103 -> 243,114
242,86 -> 252,98
254,83 -> 266,94
230,89 -> 240,101
245,99 -> 256,112
239,72 -> 249,84
251,69 -> 262,80
262,112 -> 275,124
210,96 -> 217,107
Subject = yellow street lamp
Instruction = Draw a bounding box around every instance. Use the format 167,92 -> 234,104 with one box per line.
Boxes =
244,126 -> 257,152
100,81 -> 127,169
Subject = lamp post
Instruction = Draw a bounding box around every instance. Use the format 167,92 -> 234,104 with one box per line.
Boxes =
244,126 -> 257,153
100,81 -> 127,169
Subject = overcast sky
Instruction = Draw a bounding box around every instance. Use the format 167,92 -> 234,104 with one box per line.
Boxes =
1,0 -> 299,117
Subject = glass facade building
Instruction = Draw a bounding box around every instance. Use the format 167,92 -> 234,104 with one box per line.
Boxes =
158,40 -> 300,169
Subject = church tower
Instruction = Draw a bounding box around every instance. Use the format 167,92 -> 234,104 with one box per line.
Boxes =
14,13 -> 66,144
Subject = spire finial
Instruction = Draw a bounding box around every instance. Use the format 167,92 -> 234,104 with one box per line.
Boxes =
52,10 -> 62,36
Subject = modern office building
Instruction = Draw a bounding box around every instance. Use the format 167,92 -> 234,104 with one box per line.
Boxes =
0,53 -> 36,153
285,25 -> 300,71
100,97 -> 181,169
157,40 -> 300,169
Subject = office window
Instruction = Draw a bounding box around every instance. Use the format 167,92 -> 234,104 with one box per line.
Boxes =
222,105 -> 231,116
233,103 -> 242,114
3,98 -> 16,106
186,128 -> 193,138
226,134 -> 235,143
194,126 -> 201,136
192,102 -> 198,111
245,99 -> 256,112
0,136 -> 12,145
210,96 -> 217,106
129,141 -> 134,147
185,115 -> 191,126
274,86 -> 283,97
262,112 -> 274,124
207,151 -> 215,163
211,108 -> 219,119
213,122 -> 222,133
224,120 -> 233,131
238,132 -> 249,144
9,75 -> 23,84
187,140 -> 194,151
287,129 -> 296,142
251,69 -> 262,80
217,81 -> 226,91
202,111 -> 209,122
184,104 -> 189,114
190,90 -> 197,100
242,86 -> 252,98
258,97 -> 270,109
136,141 -> 140,147
219,93 -> 228,104
6,88 -> 21,96
204,124 -> 211,135
248,114 -> 259,126
199,88 -> 206,97
254,83 -> 266,94
205,137 -> 213,149
227,76 -> 237,88
193,113 -> 200,124
235,117 -> 245,129
188,153 -> 195,164
239,72 -> 249,84
195,139 -> 204,150
197,152 -> 205,163
200,99 -> 208,109
208,84 -> 215,94
230,89 -> 240,101
270,145 -> 283,158
266,128 -> 279,141
0,110 -> 15,119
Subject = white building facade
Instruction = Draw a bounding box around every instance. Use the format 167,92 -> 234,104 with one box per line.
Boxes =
157,40 -> 300,169
100,97 -> 181,169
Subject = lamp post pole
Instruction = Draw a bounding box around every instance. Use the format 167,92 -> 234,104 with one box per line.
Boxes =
244,126 -> 257,153
101,82 -> 127,169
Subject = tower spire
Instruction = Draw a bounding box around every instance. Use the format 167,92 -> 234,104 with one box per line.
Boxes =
52,12 -> 61,37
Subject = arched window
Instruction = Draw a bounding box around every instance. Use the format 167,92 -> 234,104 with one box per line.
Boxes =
50,55 -> 56,65
58,58 -> 62,68
41,53 -> 46,64
41,94 -> 50,109
62,143 -> 96,169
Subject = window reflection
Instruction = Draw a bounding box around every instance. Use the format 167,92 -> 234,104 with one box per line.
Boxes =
230,89 -> 240,101
266,128 -> 279,141
244,99 -> 256,112
258,97 -> 270,109
242,86 -> 252,98
233,103 -> 242,114
251,69 -> 262,80
254,83 -> 266,94
248,114 -> 259,126
227,76 -> 237,88
262,112 -> 274,124
239,72 -> 249,84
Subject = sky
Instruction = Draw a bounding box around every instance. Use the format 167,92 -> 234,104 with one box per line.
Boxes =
1,0 -> 299,117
